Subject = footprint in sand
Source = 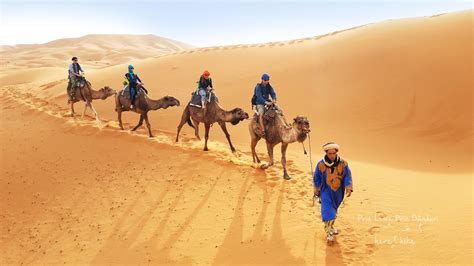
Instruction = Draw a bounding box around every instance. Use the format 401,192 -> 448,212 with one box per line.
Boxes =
368,226 -> 380,235
375,211 -> 387,219
360,198 -> 370,205
266,181 -> 278,187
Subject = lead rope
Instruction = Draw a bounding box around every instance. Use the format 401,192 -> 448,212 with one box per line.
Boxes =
303,133 -> 320,206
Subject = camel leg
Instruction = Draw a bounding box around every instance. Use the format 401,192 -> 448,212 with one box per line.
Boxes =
192,118 -> 201,140
117,107 -> 124,130
88,102 -> 101,123
132,114 -> 144,131
203,123 -> 211,151
143,113 -> 153,137
70,102 -> 75,117
176,116 -> 187,142
250,137 -> 261,163
115,95 -> 125,130
266,142 -> 275,167
281,143 -> 291,180
81,102 -> 89,118
218,121 -> 236,152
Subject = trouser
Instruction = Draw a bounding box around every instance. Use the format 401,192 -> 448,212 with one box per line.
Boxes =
324,219 -> 336,236
198,88 -> 207,108
130,85 -> 137,105
68,76 -> 78,100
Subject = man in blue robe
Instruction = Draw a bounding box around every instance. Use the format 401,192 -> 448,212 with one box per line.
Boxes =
313,142 -> 353,242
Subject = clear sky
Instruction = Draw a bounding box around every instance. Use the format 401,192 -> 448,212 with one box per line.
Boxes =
0,0 -> 471,46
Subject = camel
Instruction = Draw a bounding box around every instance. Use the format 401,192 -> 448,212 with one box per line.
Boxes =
115,85 -> 180,137
249,106 -> 310,180
176,100 -> 249,152
68,78 -> 116,122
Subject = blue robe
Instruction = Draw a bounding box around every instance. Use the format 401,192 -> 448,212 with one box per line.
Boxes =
313,158 -> 353,221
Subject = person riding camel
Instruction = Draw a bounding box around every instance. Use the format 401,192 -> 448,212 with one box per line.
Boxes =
197,70 -> 213,116
67,57 -> 84,101
123,64 -> 143,109
252,73 -> 278,137
251,73 -> 291,137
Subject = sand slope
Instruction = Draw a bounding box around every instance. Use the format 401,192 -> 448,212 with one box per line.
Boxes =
2,10 -> 470,173
0,10 -> 472,265
0,34 -> 194,70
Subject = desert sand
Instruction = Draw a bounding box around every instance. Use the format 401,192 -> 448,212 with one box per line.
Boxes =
0,11 -> 472,265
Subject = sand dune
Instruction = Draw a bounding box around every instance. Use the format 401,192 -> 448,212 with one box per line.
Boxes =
0,10 -> 472,265
3,10 -> 469,173
0,34 -> 194,70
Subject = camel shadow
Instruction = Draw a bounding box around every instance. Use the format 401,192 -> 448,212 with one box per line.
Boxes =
324,238 -> 345,265
213,173 -> 305,265
91,168 -> 221,264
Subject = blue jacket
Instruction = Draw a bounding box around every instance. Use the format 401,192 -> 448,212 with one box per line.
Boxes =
313,158 -> 353,221
254,83 -> 276,105
125,72 -> 142,88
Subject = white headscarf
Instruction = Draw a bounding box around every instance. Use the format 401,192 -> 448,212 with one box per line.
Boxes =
323,142 -> 340,152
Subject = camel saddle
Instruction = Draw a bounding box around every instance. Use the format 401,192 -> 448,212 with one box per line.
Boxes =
72,77 -> 90,89
254,105 -> 282,124
120,85 -> 148,100
189,90 -> 218,108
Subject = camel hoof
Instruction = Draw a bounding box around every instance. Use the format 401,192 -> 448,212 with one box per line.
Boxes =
149,135 -> 154,138
260,164 -> 269,169
231,148 -> 236,153
203,147 -> 209,151
283,172 -> 292,180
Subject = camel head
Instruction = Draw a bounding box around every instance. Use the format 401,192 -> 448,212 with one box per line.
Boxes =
99,86 -> 117,100
161,96 -> 180,109
293,116 -> 310,142
229,108 -> 249,125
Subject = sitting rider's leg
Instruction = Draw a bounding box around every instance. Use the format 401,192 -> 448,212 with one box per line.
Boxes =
199,88 -> 207,117
130,86 -> 136,108
67,79 -> 72,99
69,76 -> 77,100
198,88 -> 206,108
257,105 -> 265,136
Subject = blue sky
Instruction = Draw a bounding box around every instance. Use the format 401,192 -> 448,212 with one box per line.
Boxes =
0,0 -> 471,46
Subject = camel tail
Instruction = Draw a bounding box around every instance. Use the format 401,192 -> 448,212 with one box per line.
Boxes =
185,105 -> 195,128
181,105 -> 195,129
187,117 -> 194,128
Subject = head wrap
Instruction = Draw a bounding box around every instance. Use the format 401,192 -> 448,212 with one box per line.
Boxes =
323,142 -> 340,152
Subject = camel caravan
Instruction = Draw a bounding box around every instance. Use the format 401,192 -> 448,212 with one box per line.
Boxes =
66,58 -> 311,179
66,58 -> 354,244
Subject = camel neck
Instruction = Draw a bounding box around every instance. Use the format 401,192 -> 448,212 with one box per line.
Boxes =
148,97 -> 164,110
219,108 -> 234,122
90,88 -> 104,100
211,103 -> 232,122
280,117 -> 301,144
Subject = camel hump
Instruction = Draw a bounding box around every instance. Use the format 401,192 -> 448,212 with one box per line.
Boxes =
262,106 -> 282,123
